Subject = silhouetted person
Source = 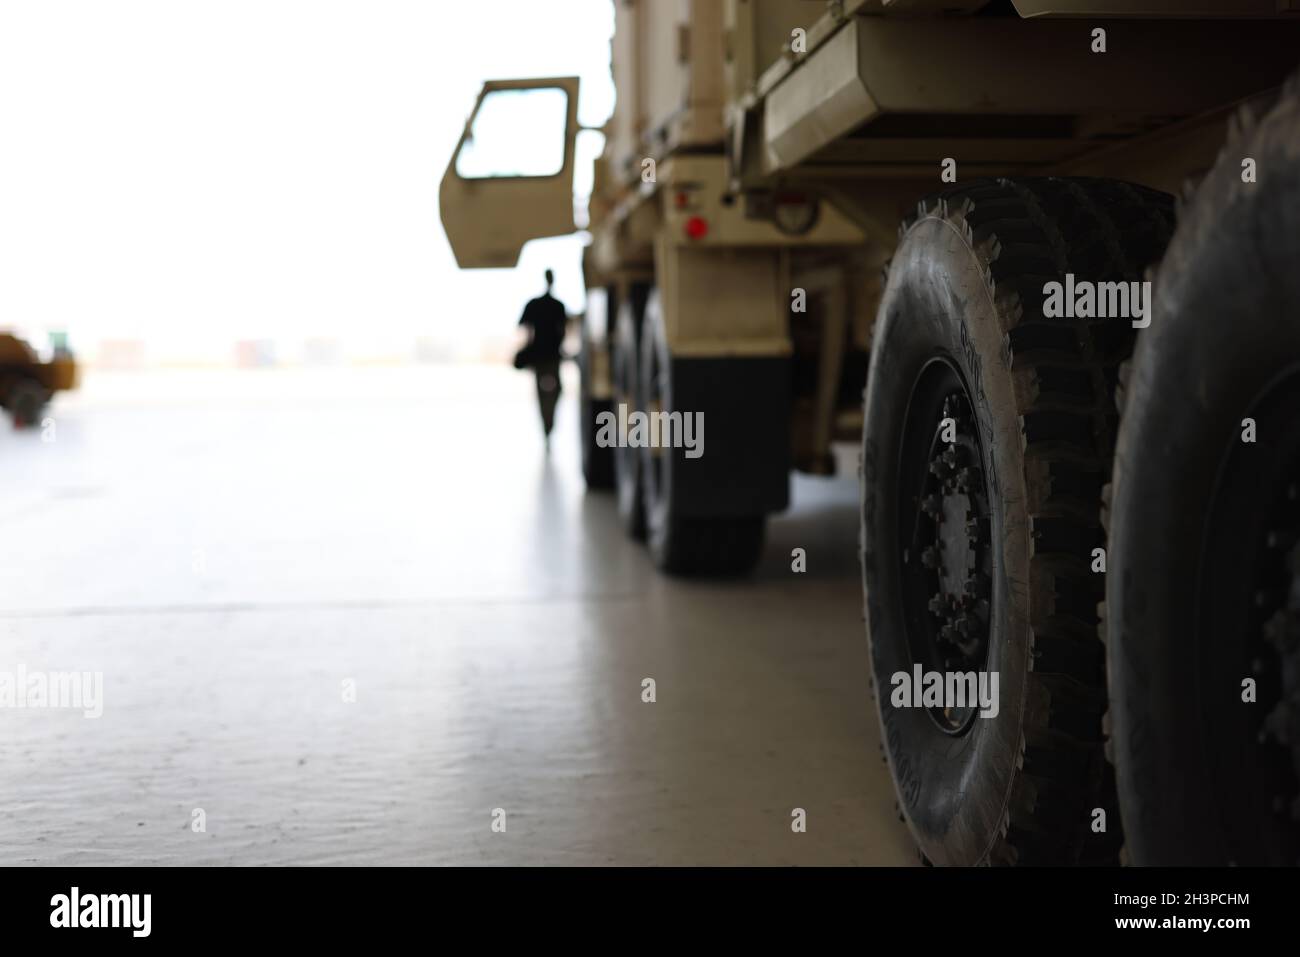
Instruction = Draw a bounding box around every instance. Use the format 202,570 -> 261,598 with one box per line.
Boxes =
517,269 -> 567,444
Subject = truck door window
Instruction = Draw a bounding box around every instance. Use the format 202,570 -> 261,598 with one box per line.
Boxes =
455,86 -> 568,180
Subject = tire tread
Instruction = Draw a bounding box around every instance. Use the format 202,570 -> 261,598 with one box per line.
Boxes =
905,176 -> 1173,864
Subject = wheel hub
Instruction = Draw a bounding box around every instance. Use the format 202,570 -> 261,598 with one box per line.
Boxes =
898,362 -> 994,735
1197,367 -> 1300,860
921,395 -> 992,668
1257,491 -> 1300,826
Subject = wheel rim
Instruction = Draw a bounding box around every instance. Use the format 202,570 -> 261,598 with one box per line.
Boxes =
1200,365 -> 1300,853
896,357 -> 994,735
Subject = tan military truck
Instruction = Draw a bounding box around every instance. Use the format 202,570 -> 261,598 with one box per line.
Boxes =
0,332 -> 77,428
440,2 -> 1300,867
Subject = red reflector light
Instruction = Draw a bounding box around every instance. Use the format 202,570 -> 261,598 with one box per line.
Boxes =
684,216 -> 709,240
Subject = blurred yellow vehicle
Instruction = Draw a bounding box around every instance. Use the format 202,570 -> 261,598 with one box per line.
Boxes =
0,332 -> 78,428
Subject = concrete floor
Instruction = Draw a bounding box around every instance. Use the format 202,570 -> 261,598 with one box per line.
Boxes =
0,365 -> 913,865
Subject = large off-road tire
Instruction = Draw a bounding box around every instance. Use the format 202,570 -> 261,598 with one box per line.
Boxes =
1106,80 -> 1300,866
862,177 -> 1173,865
639,292 -> 765,576
613,291 -> 647,540
579,320 -> 615,490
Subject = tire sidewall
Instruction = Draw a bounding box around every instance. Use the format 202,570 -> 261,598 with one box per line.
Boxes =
614,295 -> 645,537
640,292 -> 675,563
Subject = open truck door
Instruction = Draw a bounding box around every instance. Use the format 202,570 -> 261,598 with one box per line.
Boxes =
439,77 -> 580,269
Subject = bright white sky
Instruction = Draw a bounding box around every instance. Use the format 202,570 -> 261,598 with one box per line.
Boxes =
0,0 -> 615,363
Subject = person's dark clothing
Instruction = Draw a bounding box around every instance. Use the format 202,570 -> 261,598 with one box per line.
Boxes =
518,293 -> 567,360
518,291 -> 566,439
533,357 -> 561,438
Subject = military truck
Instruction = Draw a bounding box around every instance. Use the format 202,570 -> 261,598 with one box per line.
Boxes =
0,332 -> 77,428
440,1 -> 1300,866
